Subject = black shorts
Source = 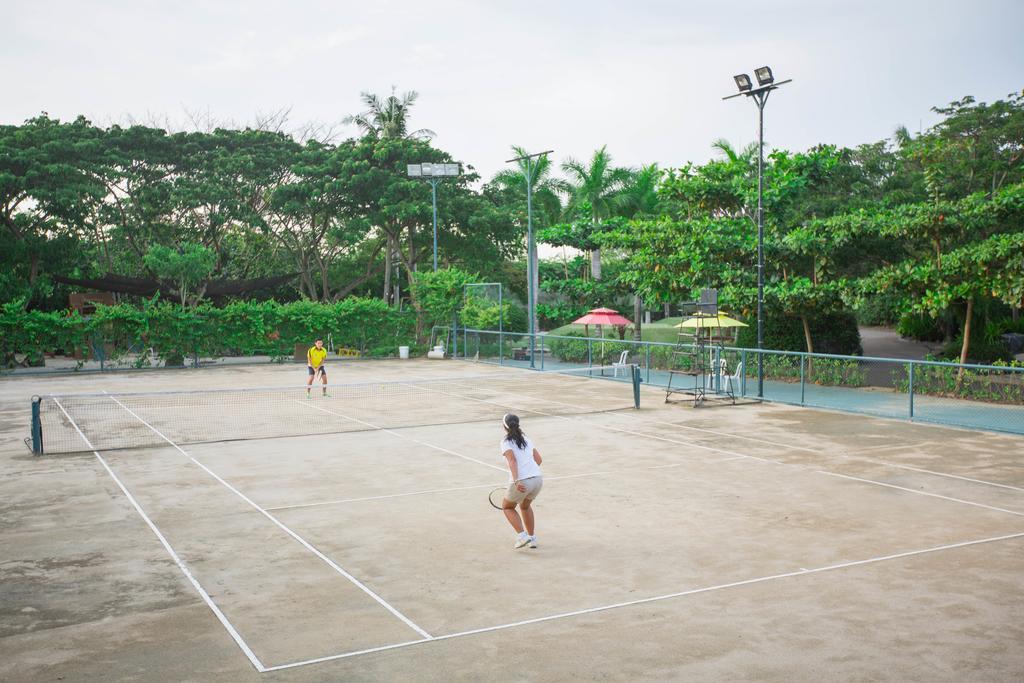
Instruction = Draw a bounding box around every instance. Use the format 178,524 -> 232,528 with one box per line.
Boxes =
308,365 -> 327,377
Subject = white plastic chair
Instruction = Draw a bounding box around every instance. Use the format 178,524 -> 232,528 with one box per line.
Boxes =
723,360 -> 744,395
613,350 -> 630,377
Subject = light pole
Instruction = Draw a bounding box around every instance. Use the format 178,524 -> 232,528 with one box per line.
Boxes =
407,162 -> 461,271
723,66 -> 791,398
505,149 -> 554,369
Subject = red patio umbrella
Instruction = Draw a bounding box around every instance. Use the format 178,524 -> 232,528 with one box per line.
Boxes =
572,307 -> 634,338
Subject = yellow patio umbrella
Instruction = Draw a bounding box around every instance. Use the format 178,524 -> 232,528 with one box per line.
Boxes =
674,313 -> 748,329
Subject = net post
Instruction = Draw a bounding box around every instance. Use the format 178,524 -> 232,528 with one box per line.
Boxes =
632,365 -> 641,409
31,396 -> 43,455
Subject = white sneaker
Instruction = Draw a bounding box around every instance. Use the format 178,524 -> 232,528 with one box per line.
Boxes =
514,532 -> 530,549
528,536 -> 538,548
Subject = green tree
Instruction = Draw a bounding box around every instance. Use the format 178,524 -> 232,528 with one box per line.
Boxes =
142,242 -> 216,308
344,87 -> 435,141
559,146 -> 633,280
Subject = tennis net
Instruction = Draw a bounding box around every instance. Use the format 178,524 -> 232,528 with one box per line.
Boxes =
30,365 -> 641,455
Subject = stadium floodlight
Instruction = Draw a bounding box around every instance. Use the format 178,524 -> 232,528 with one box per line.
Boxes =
505,149 -> 554,369
408,161 -> 461,271
754,66 -> 774,86
722,66 -> 792,399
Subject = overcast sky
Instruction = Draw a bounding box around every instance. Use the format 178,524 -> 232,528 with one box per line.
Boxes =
2,0 -> 1022,182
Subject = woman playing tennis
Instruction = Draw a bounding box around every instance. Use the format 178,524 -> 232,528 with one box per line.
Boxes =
500,414 -> 543,549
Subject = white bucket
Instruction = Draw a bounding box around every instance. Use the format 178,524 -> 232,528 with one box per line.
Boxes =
398,345 -> 410,359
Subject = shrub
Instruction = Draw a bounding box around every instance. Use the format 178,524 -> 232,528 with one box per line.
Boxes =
735,310 -> 862,355
896,313 -> 944,342
0,297 -> 416,367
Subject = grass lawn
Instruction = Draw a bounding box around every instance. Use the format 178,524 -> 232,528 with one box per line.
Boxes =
546,317 -> 700,344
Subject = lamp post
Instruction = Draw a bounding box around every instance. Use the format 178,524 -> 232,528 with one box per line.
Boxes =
407,162 -> 461,271
505,149 -> 554,369
723,66 -> 792,398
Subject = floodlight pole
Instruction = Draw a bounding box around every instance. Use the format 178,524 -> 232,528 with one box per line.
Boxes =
408,163 -> 460,272
429,177 -> 439,271
506,149 -> 554,369
724,77 -> 791,398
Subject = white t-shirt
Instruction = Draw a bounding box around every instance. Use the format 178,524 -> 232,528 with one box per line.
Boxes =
501,437 -> 542,483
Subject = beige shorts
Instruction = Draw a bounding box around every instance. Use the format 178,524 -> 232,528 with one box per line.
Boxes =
505,476 -> 543,504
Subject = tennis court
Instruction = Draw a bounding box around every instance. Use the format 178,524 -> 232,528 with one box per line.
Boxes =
2,359 -> 1023,681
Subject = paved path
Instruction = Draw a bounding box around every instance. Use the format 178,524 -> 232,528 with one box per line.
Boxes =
858,326 -> 943,360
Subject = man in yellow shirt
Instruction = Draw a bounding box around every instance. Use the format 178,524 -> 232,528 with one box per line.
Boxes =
306,338 -> 329,398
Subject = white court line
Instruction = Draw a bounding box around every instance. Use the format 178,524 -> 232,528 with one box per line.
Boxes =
522,385 -> 1022,495
434,387 -> 1024,519
262,530 -> 1024,672
303,382 -> 1023,520
874,463 -> 1024,493
52,399 -> 267,673
820,471 -> 1024,517
398,380 -> 769,465
266,470 -> 633,512
623,415 -> 1024,494
107,396 -> 432,641
298,399 -> 505,472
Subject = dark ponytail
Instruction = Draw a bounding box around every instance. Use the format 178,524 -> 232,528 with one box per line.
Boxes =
502,414 -> 527,449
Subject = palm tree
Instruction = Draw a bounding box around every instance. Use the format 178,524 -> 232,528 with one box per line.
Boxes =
616,163 -> 661,219
344,87 -> 435,140
492,146 -> 562,226
711,137 -> 758,163
614,163 -> 661,340
492,146 -> 562,333
560,146 -> 632,280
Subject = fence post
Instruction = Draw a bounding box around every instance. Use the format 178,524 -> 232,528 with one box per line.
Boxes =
498,329 -> 502,365
908,361 -> 915,419
540,334 -> 545,371
632,365 -> 641,409
645,344 -> 651,384
587,339 -> 593,368
740,349 -> 747,397
451,314 -> 458,358
799,354 -> 806,404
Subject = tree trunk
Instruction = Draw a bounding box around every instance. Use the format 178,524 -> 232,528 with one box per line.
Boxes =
383,234 -> 393,303
407,224 -> 417,273
590,248 -> 602,280
633,294 -> 642,341
801,315 -> 814,378
956,297 -> 973,388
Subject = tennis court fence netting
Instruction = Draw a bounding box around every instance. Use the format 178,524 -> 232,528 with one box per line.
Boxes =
29,365 -> 642,455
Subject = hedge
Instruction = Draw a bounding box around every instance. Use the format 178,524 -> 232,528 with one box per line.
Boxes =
0,298 -> 415,368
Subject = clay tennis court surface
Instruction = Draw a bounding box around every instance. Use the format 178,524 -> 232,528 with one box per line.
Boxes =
1,360 -> 1022,681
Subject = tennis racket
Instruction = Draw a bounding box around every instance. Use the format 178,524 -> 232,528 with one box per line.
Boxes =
488,487 -> 506,510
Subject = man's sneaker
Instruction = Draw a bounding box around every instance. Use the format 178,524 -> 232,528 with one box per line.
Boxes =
514,532 -> 530,549
528,536 -> 538,548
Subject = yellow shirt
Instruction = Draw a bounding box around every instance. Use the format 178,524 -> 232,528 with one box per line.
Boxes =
307,346 -> 328,368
